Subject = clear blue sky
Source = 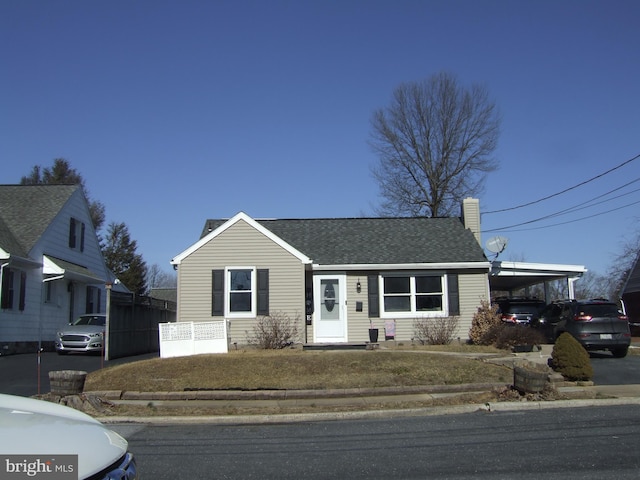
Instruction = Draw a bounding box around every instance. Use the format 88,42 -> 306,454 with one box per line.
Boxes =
2,0 -> 638,277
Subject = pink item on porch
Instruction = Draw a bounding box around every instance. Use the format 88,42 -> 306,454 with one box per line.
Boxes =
384,320 -> 396,340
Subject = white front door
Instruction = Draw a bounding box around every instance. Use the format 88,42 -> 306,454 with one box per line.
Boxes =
314,274 -> 347,343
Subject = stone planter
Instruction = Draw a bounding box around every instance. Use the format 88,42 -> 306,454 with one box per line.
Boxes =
49,370 -> 87,396
513,366 -> 548,394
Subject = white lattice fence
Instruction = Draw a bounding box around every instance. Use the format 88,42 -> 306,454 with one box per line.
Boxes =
159,321 -> 228,358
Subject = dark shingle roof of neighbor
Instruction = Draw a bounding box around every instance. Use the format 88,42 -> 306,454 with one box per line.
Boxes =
202,216 -> 487,265
150,288 -> 178,303
0,184 -> 79,255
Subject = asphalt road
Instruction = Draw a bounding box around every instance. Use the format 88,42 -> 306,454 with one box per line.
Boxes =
114,404 -> 640,479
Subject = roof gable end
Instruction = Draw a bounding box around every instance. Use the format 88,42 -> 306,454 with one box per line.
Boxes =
0,184 -> 79,255
171,212 -> 312,265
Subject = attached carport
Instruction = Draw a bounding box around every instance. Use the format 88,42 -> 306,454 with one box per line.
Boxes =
489,261 -> 587,301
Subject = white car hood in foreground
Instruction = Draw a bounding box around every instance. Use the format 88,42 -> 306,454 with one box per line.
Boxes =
0,394 -> 128,479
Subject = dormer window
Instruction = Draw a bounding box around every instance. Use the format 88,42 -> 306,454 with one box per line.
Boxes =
68,217 -> 85,252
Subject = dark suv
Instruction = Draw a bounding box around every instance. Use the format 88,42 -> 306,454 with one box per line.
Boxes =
494,297 -> 546,325
538,299 -> 631,357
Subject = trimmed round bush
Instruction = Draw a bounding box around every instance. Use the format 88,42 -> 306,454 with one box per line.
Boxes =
550,332 -> 593,381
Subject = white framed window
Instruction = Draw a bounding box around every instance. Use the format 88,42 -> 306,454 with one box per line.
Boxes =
380,273 -> 446,318
225,267 -> 256,317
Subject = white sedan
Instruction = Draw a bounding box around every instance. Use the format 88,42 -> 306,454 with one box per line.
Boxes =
0,394 -> 136,479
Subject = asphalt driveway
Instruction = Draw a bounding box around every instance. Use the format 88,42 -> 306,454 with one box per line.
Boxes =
590,350 -> 640,385
0,351 -> 158,397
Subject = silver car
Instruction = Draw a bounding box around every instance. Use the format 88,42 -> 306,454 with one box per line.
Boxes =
0,393 -> 137,479
56,314 -> 106,354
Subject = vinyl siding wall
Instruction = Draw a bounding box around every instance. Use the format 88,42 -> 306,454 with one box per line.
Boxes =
177,220 -> 306,344
457,270 -> 491,338
344,270 -> 489,343
33,189 -> 109,336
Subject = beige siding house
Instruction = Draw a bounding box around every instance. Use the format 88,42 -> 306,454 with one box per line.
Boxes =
171,198 -> 491,345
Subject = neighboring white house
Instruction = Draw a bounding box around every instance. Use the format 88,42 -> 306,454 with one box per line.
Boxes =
0,184 -> 118,354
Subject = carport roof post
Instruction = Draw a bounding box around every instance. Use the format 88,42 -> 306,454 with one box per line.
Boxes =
104,282 -> 112,362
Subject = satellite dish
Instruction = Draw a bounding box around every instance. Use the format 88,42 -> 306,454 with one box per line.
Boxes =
485,236 -> 509,254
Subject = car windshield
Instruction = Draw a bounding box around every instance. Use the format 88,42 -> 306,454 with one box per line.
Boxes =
72,315 -> 106,326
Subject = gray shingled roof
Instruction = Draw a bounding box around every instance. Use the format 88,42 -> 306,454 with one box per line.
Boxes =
202,216 -> 487,265
0,184 -> 79,256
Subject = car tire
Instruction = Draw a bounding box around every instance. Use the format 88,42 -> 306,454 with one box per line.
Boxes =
612,347 -> 628,358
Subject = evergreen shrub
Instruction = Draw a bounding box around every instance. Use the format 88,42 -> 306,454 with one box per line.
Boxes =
550,332 -> 594,381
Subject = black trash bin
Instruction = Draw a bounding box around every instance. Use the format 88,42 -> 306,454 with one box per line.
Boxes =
368,328 -> 379,343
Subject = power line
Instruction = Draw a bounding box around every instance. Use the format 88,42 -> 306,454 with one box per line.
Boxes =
482,198 -> 640,233
483,178 -> 640,231
541,181 -> 640,220
483,153 -> 640,215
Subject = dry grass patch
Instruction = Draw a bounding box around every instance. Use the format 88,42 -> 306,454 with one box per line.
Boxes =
85,349 -> 511,392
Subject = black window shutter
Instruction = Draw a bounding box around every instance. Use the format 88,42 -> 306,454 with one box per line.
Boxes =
0,269 -> 11,309
69,218 -> 76,248
211,270 -> 224,316
368,274 -> 379,318
86,286 -> 92,313
80,222 -> 85,252
18,272 -> 26,311
447,274 -> 460,316
257,269 -> 269,316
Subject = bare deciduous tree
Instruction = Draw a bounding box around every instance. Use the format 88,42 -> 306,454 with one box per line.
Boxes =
370,72 -> 501,217
147,263 -> 177,289
608,226 -> 640,299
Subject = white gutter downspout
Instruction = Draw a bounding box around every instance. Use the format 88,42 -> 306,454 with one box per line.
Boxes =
568,276 -> 580,300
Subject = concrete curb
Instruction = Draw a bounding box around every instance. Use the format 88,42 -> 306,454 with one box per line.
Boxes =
88,382 -> 508,401
97,396 -> 640,425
